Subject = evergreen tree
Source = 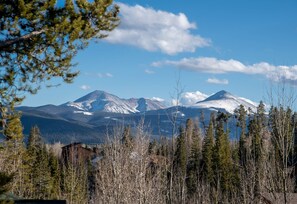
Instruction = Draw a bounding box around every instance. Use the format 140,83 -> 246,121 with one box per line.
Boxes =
213,113 -> 233,197
3,112 -> 23,141
174,127 -> 187,176
235,105 -> 247,167
185,118 -> 194,156
173,126 -> 187,203
0,0 -> 119,108
0,112 -> 30,198
33,145 -> 52,199
48,149 -> 61,199
186,121 -> 201,195
248,102 -> 266,201
28,125 -> 42,149
26,126 -> 52,199
202,113 -> 215,184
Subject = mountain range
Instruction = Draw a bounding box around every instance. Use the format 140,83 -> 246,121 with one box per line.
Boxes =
18,90 -> 259,144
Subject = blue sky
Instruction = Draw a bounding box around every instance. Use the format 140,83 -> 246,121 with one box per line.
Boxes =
23,0 -> 297,106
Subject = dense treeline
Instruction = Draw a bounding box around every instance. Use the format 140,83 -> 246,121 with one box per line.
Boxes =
0,116 -> 88,203
1,101 -> 297,203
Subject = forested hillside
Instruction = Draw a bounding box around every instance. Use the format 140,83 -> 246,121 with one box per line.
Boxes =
1,102 -> 297,203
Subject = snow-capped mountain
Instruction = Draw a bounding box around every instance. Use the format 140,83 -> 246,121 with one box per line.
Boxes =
64,90 -> 167,114
191,90 -> 257,114
17,89 -> 262,143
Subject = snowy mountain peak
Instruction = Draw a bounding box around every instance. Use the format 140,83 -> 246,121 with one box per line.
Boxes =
203,90 -> 234,102
74,90 -> 110,103
192,90 -> 257,114
64,90 -> 167,114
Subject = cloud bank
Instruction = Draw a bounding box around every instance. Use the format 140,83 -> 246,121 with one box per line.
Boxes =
153,57 -> 297,84
105,3 -> 210,55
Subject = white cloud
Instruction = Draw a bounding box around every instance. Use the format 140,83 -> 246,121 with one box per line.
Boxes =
80,85 -> 91,90
171,91 -> 208,106
179,91 -> 208,106
97,73 -> 113,78
144,69 -> 155,74
152,57 -> 297,84
207,77 -> 229,85
105,3 -> 210,55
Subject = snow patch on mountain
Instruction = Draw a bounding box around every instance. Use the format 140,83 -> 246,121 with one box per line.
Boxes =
73,111 -> 93,116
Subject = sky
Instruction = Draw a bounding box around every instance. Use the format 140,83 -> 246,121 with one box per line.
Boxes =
22,0 -> 297,107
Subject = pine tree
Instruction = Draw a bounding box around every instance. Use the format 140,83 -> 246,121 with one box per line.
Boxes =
28,125 -> 42,149
48,149 -> 61,199
213,112 -> 233,196
248,102 -> 266,201
26,126 -> 53,199
33,145 -> 52,199
3,112 -> 23,141
173,126 -> 187,203
186,121 -> 201,196
0,112 -> 30,198
235,104 -> 247,167
185,118 -> 194,156
174,126 -> 187,176
0,0 -> 119,108
202,113 -> 215,184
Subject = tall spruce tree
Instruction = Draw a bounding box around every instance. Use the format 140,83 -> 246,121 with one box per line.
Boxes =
235,104 -> 247,167
174,126 -> 187,176
248,102 -> 266,201
27,126 -> 53,199
186,121 -> 202,196
213,112 -> 233,197
48,148 -> 61,199
202,113 -> 215,184
173,126 -> 187,203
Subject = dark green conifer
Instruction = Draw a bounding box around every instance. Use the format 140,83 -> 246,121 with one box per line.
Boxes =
174,126 -> 187,176
186,121 -> 201,195
213,113 -> 233,195
235,104 -> 247,166
202,113 -> 215,184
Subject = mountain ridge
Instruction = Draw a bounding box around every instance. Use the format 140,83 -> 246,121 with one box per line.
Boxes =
63,90 -> 167,114
18,89 -> 259,143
